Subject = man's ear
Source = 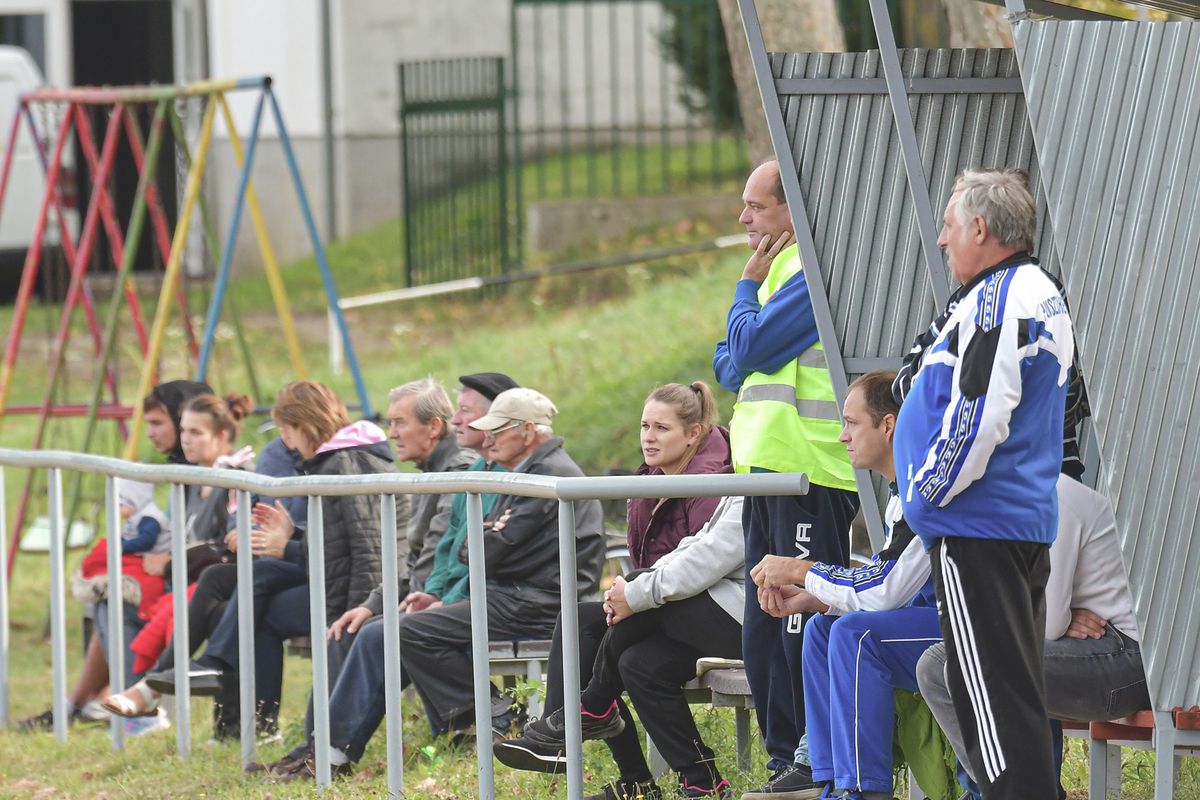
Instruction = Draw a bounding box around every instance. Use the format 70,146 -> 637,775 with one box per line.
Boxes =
972,215 -> 989,245
883,413 -> 897,442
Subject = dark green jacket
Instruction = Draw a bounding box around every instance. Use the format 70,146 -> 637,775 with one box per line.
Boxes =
423,457 -> 505,605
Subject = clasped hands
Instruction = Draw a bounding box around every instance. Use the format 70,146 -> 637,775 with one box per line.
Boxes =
750,554 -> 828,617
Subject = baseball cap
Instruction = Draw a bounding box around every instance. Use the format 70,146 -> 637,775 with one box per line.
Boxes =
469,387 -> 557,430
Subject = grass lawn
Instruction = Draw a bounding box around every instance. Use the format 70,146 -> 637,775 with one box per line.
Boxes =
1,193 -> 1198,796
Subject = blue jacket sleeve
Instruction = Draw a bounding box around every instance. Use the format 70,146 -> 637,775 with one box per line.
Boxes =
721,274 -> 820,381
120,517 -> 161,553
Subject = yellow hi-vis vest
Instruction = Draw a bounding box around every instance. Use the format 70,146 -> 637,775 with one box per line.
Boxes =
729,244 -> 856,490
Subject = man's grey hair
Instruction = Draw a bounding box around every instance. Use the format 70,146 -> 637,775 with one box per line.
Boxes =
388,378 -> 454,435
952,168 -> 1036,251
533,422 -> 554,437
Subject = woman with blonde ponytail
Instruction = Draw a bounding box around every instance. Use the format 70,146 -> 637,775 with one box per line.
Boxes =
629,380 -> 730,566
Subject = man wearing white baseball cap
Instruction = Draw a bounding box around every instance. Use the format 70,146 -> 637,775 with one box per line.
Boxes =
399,387 -> 607,739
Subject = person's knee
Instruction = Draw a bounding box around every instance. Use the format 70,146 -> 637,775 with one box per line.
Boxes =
915,642 -> 947,695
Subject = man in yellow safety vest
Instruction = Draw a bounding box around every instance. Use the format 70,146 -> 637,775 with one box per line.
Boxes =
713,161 -> 859,800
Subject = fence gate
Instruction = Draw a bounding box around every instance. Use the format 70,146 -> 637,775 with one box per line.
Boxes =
398,56 -> 514,287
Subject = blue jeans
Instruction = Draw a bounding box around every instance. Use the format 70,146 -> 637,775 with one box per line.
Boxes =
93,599 -> 146,689
327,616 -> 412,760
917,624 -> 1148,800
202,558 -> 308,722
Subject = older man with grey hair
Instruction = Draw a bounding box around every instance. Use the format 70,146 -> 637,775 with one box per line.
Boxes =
377,378 -> 476,600
893,168 -> 1076,799
399,387 -> 606,739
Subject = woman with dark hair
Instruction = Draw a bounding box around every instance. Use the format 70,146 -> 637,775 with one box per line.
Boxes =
16,380 -> 215,733
98,392 -> 254,725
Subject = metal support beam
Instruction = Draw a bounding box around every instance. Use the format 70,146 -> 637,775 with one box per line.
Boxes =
868,0 -> 951,310
737,0 -> 886,549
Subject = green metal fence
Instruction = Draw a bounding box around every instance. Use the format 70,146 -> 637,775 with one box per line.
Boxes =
398,1 -> 750,288
398,57 -> 513,287
510,0 -> 749,204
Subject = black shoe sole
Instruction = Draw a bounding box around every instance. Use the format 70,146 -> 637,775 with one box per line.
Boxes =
144,675 -> 222,697
493,740 -> 567,774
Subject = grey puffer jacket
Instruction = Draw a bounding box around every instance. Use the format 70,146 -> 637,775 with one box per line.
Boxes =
459,436 -> 605,625
282,428 -> 403,624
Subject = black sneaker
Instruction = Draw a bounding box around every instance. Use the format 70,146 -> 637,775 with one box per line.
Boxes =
15,707 -> 81,733
682,777 -> 733,799
740,763 -> 823,800
494,701 -> 625,774
584,779 -> 664,800
144,661 -> 223,696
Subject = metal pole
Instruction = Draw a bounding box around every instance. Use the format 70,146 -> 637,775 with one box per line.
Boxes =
379,494 -> 404,797
47,468 -> 68,743
105,476 -> 125,750
235,490 -> 256,769
307,495 -> 332,790
557,499 -> 583,799
465,492 -> 494,799
264,85 -> 372,418
170,482 -> 191,756
320,0 -> 337,244
866,0 -> 951,309
0,466 -> 7,728
196,89 -> 267,379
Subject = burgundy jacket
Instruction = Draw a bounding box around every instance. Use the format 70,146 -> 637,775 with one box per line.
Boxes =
626,426 -> 732,569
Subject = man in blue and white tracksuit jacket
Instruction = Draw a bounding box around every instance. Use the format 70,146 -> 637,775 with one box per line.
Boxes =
752,371 -> 939,800
894,170 -> 1075,800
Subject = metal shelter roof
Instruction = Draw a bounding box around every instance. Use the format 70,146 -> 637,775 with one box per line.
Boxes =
1012,15 -> 1200,713
741,0 -> 1200,714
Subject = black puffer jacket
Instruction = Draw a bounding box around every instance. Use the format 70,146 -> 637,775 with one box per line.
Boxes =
282,428 -> 401,624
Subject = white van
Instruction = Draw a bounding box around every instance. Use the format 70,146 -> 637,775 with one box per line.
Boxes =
0,44 -> 76,301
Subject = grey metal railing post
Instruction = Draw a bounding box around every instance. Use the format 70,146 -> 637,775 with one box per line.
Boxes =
235,490 -> 256,769
170,482 -> 191,755
104,476 -> 125,750
379,493 -> 404,797
307,495 -> 332,791
465,492 -> 494,799
557,499 -> 583,799
47,467 -> 68,743
0,466 -> 8,729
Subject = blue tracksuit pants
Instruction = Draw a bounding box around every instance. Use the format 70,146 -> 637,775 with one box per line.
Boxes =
742,481 -> 858,770
802,607 -> 941,793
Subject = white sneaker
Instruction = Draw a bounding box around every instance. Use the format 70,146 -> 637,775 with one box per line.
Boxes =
77,699 -> 112,724
125,708 -> 170,737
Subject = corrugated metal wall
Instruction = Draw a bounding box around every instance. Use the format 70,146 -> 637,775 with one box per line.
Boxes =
771,48 -> 1061,367
1013,18 -> 1200,712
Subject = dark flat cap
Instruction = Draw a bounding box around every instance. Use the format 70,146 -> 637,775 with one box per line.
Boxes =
458,372 -> 519,402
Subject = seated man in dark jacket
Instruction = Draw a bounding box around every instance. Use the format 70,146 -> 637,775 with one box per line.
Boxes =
400,387 -> 606,738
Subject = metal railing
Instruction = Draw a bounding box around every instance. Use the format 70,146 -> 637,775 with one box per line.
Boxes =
0,448 -> 807,798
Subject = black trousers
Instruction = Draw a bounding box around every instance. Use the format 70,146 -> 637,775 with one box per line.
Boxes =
149,563 -> 245,735
546,601 -> 651,781
741,484 -> 858,770
586,592 -> 742,784
930,536 -> 1057,800
399,596 -> 555,731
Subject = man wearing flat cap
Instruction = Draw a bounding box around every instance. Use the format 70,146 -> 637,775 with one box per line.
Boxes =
270,373 -> 530,780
